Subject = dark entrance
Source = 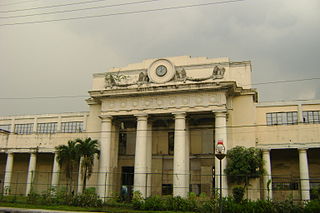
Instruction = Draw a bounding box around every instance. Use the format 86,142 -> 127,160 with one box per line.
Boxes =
121,166 -> 134,201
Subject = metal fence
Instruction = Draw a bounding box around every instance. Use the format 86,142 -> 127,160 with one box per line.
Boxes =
0,171 -> 319,202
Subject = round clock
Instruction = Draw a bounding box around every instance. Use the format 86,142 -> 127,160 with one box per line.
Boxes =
147,59 -> 175,83
156,65 -> 167,77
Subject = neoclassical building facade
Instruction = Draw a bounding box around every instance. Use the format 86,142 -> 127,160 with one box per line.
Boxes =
0,56 -> 319,201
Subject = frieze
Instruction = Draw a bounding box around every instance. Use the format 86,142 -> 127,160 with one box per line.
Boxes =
102,92 -> 225,112
104,63 -> 226,88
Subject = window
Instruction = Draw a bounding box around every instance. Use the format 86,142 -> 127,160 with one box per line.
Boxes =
37,122 -> 57,134
119,132 -> 127,155
0,124 -> 11,132
61,121 -> 83,133
168,132 -> 174,155
266,112 -> 298,125
162,184 -> 173,195
303,111 -> 320,124
14,123 -> 33,134
272,182 -> 299,190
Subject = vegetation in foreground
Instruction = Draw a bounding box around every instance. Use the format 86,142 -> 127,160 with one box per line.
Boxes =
1,188 -> 320,213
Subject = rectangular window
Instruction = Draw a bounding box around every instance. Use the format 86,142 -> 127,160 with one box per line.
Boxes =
266,112 -> 298,126
0,124 -> 11,132
303,111 -> 320,124
168,132 -> 174,155
119,132 -> 127,155
61,121 -> 83,133
162,184 -> 173,195
14,123 -> 33,134
37,122 -> 57,134
272,182 -> 299,191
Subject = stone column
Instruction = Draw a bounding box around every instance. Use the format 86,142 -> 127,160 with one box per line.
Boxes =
262,149 -> 272,200
214,111 -> 228,197
173,112 -> 188,197
26,152 -> 37,195
4,152 -> 14,195
97,115 -> 112,199
57,116 -> 62,132
77,157 -> 83,193
134,114 -> 148,198
298,148 -> 310,201
146,122 -> 153,197
185,120 -> 190,193
51,152 -> 60,189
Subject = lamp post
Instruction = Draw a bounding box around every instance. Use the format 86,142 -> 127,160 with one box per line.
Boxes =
215,140 -> 226,213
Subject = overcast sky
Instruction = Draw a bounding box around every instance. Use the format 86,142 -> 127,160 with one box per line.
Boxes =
0,0 -> 319,116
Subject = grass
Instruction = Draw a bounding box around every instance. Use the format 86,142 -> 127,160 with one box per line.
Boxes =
0,201 -> 193,213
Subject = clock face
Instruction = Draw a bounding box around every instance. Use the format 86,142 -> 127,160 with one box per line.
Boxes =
156,65 -> 167,77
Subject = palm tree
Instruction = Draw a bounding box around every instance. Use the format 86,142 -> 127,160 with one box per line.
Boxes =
75,137 -> 100,191
55,140 -> 80,193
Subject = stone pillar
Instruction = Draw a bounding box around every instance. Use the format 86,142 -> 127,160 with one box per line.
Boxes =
33,117 -> 38,133
262,149 -> 272,200
146,122 -> 152,197
51,152 -> 60,188
185,120 -> 190,193
57,116 -> 62,132
298,148 -> 310,201
97,115 -> 112,199
173,112 -> 188,197
134,114 -> 148,198
214,111 -> 228,197
4,152 -> 14,195
26,152 -> 37,195
77,157 -> 83,194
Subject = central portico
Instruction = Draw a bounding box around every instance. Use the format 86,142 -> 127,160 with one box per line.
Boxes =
88,56 -> 256,199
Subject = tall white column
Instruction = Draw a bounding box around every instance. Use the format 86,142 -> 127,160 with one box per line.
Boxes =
262,149 -> 272,200
146,122 -> 153,197
97,115 -> 112,199
4,152 -> 14,195
298,148 -> 310,201
215,111 -> 228,197
77,157 -> 83,193
51,152 -> 60,189
26,152 -> 37,195
185,121 -> 190,193
173,112 -> 188,197
134,114 -> 148,198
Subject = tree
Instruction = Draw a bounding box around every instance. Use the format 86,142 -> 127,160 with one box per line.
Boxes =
56,140 -> 80,193
225,146 -> 264,188
76,137 -> 100,191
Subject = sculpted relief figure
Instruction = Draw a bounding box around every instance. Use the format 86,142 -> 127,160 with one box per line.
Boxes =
175,69 -> 187,82
137,72 -> 149,85
212,66 -> 225,79
105,73 -> 116,88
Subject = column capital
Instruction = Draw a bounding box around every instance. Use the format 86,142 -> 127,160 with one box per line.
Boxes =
99,115 -> 112,122
173,112 -> 186,119
214,111 -> 227,117
298,148 -> 308,152
262,148 -> 271,153
134,114 -> 148,120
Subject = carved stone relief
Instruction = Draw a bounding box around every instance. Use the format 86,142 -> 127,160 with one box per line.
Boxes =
102,92 -> 225,112
104,59 -> 226,88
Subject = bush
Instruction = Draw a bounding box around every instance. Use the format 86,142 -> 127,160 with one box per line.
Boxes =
305,200 -> 320,213
232,185 -> 245,203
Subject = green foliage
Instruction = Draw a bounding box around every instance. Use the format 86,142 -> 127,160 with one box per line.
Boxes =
311,186 -> 320,200
75,137 -> 100,191
131,191 -> 144,209
232,185 -> 245,203
305,200 -> 320,213
225,146 -> 264,186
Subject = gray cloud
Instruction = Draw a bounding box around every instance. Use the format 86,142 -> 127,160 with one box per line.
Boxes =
0,0 -> 319,116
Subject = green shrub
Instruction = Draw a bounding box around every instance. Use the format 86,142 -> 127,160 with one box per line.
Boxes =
304,200 -> 320,213
232,185 -> 245,203
131,191 -> 144,209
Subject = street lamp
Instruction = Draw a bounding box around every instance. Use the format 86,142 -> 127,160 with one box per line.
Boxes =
215,140 -> 226,213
